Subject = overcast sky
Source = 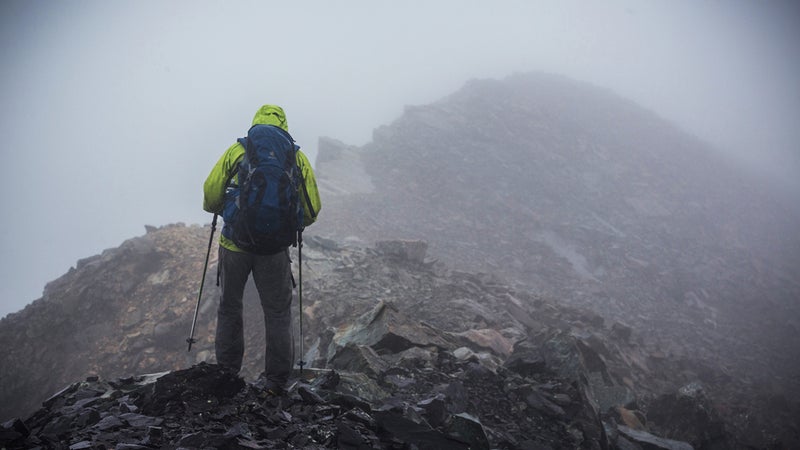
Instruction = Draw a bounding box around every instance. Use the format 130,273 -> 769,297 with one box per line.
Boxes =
1,0 -> 798,318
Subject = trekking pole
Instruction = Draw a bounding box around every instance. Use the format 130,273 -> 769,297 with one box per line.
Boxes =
297,229 -> 306,374
187,214 -> 218,352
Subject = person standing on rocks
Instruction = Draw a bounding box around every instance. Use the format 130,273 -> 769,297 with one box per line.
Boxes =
202,104 -> 321,394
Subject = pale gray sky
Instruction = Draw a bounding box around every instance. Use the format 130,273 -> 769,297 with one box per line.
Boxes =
1,0 -> 798,318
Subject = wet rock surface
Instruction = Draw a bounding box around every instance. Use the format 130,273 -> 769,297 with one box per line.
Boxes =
0,343 -> 686,449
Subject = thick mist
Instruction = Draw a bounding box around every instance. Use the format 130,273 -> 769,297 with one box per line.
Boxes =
1,0 -> 798,318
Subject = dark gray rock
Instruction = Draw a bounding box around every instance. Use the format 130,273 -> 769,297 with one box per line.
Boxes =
328,343 -> 390,376
418,395 -> 448,428
376,240 -> 428,264
504,340 -> 548,377
327,301 -> 457,360
0,418 -> 28,442
373,409 -> 470,449
448,413 -> 490,450
618,425 -> 694,450
646,383 -> 731,449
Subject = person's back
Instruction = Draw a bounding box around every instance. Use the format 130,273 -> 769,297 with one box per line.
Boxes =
203,104 -> 321,393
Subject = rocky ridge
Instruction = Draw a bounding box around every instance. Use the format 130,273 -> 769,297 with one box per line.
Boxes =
3,232 -> 743,448
1,225 -> 795,448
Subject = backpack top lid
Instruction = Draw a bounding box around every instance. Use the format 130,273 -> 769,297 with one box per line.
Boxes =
239,124 -> 295,167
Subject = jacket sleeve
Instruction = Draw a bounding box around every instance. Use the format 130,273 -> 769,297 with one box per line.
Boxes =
297,150 -> 321,226
203,143 -> 243,214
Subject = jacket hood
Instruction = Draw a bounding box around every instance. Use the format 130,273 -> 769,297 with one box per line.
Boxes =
252,104 -> 288,131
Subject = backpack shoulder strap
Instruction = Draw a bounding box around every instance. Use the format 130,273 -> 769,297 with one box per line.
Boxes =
225,151 -> 244,188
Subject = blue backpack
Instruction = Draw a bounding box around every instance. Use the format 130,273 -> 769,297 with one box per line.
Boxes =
222,124 -> 304,254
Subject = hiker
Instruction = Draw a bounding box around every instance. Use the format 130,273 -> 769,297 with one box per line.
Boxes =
202,104 -> 321,394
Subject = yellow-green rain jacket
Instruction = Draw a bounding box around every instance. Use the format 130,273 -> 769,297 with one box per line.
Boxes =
203,105 -> 321,252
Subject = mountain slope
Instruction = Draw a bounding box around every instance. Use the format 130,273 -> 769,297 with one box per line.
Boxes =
313,72 -> 800,395
1,73 -> 799,447
0,224 -> 211,420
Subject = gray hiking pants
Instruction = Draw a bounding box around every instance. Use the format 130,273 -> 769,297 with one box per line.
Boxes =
215,246 -> 293,384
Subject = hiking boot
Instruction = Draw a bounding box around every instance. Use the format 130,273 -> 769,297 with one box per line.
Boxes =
253,374 -> 287,397
216,363 -> 241,377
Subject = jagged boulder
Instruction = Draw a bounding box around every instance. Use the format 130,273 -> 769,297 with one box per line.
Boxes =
616,425 -> 694,450
375,239 -> 429,264
645,382 -> 731,449
327,300 -> 458,360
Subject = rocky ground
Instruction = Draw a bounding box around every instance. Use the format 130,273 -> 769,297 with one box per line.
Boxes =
2,230 -> 797,448
1,290 -> 729,449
